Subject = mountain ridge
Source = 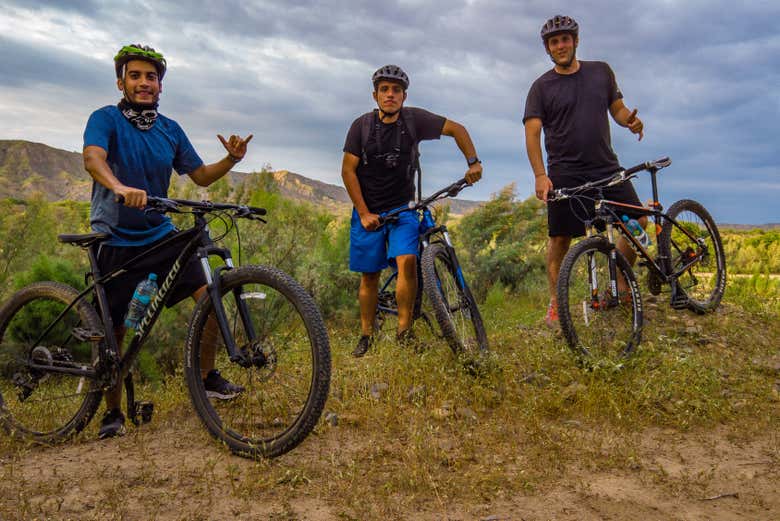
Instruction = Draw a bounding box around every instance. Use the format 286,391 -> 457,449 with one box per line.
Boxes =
0,139 -> 482,216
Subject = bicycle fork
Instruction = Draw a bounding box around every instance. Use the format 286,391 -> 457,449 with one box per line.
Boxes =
198,246 -> 264,368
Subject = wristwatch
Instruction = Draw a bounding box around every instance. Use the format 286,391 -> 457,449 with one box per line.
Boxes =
467,156 -> 481,166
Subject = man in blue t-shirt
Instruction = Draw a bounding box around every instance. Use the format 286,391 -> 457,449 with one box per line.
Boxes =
341,65 -> 483,357
523,16 -> 646,328
83,44 -> 253,438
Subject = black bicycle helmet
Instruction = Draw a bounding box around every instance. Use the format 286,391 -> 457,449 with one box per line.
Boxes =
114,44 -> 167,80
372,65 -> 409,90
540,15 -> 579,41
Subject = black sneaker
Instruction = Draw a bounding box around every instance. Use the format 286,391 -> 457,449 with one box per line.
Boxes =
352,335 -> 372,358
203,369 -> 245,400
98,408 -> 126,439
396,328 -> 416,347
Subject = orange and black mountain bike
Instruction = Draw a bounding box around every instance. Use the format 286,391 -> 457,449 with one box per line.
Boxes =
549,157 -> 726,361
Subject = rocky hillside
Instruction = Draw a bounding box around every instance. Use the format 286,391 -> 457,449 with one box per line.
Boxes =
0,140 -> 482,215
0,140 -> 90,201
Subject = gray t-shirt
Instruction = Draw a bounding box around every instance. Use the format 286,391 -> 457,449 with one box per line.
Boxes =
523,61 -> 623,177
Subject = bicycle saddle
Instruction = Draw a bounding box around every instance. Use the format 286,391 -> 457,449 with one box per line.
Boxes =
57,232 -> 111,247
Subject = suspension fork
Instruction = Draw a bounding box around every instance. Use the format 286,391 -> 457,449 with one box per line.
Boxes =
429,226 -> 467,289
583,226 -> 604,308
198,242 -> 256,367
605,225 -> 620,306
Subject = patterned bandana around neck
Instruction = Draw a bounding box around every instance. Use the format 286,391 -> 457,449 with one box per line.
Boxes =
118,99 -> 159,130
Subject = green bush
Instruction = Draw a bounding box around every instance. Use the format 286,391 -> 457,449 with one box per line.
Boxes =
454,185 -> 547,298
13,254 -> 84,290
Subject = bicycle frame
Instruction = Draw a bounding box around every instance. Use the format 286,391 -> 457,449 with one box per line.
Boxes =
375,208 -> 438,321
588,193 -> 710,287
376,179 -> 471,323
25,210 -> 257,389
552,158 -> 707,290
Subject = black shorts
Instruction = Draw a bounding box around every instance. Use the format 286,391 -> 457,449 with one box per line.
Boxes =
96,232 -> 207,327
547,172 -> 643,238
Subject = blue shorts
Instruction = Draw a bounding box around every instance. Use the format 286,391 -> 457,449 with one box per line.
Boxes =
349,207 -> 419,273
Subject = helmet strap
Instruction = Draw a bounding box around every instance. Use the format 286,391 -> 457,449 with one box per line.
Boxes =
547,40 -> 578,69
378,109 -> 396,121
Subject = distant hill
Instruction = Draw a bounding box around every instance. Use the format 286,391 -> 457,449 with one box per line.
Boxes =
0,140 -> 482,215
0,140 -> 90,201
719,223 -> 780,231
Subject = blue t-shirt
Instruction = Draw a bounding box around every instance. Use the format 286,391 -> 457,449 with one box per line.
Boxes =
83,105 -> 204,246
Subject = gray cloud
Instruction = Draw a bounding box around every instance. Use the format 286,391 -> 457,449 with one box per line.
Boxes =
1,0 -> 778,223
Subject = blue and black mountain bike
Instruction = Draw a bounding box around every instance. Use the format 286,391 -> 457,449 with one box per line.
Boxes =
375,178 -> 489,356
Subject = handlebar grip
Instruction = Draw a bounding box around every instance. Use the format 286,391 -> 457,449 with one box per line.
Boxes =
115,194 -> 161,206
652,157 -> 672,169
247,206 -> 267,216
623,163 -> 647,176
547,189 -> 563,201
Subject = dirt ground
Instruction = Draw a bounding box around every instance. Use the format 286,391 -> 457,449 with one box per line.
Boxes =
1,414 -> 777,521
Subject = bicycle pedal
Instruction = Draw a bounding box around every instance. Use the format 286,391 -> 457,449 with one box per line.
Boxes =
72,327 -> 104,342
132,401 -> 154,424
670,294 -> 690,310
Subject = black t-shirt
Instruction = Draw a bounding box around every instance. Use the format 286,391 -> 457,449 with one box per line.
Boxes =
523,61 -> 623,177
344,107 -> 446,213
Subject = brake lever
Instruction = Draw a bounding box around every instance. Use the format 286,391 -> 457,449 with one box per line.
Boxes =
143,200 -> 181,214
547,189 -> 565,202
446,179 -> 469,198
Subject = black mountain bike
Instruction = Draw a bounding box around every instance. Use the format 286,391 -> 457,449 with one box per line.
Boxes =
549,157 -> 726,360
0,197 -> 331,458
374,178 -> 488,355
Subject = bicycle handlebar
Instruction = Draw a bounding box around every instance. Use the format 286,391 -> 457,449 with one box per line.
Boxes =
377,177 -> 472,225
115,194 -> 267,217
548,156 -> 671,202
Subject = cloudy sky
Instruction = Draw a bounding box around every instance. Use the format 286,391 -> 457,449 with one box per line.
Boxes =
1,1 -> 778,224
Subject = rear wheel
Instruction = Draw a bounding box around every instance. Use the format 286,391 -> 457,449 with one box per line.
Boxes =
0,282 -> 102,443
374,270 -> 398,336
557,237 -> 643,361
374,265 -> 438,341
658,199 -> 726,313
420,243 -> 488,356
184,265 -> 330,458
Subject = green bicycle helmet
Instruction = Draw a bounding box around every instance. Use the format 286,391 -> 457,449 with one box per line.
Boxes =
114,44 -> 167,80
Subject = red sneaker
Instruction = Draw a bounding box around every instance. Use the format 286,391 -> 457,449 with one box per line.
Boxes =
545,301 -> 559,328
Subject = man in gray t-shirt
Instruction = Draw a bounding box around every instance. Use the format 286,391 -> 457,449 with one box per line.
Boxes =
522,15 -> 645,327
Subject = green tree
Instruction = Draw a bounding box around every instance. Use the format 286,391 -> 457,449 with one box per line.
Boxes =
454,185 -> 547,297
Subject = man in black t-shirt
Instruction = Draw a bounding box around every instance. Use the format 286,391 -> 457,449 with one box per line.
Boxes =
523,15 -> 646,327
342,64 -> 483,357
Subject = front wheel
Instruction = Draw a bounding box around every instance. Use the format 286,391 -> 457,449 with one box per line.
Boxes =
420,242 -> 488,355
658,199 -> 726,313
557,237 -> 643,361
184,265 -> 331,458
0,282 -> 103,443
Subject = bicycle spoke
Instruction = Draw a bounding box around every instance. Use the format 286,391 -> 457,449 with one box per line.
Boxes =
421,243 -> 488,355
660,200 -> 726,312
185,266 -> 329,458
558,238 -> 642,360
0,283 -> 102,441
